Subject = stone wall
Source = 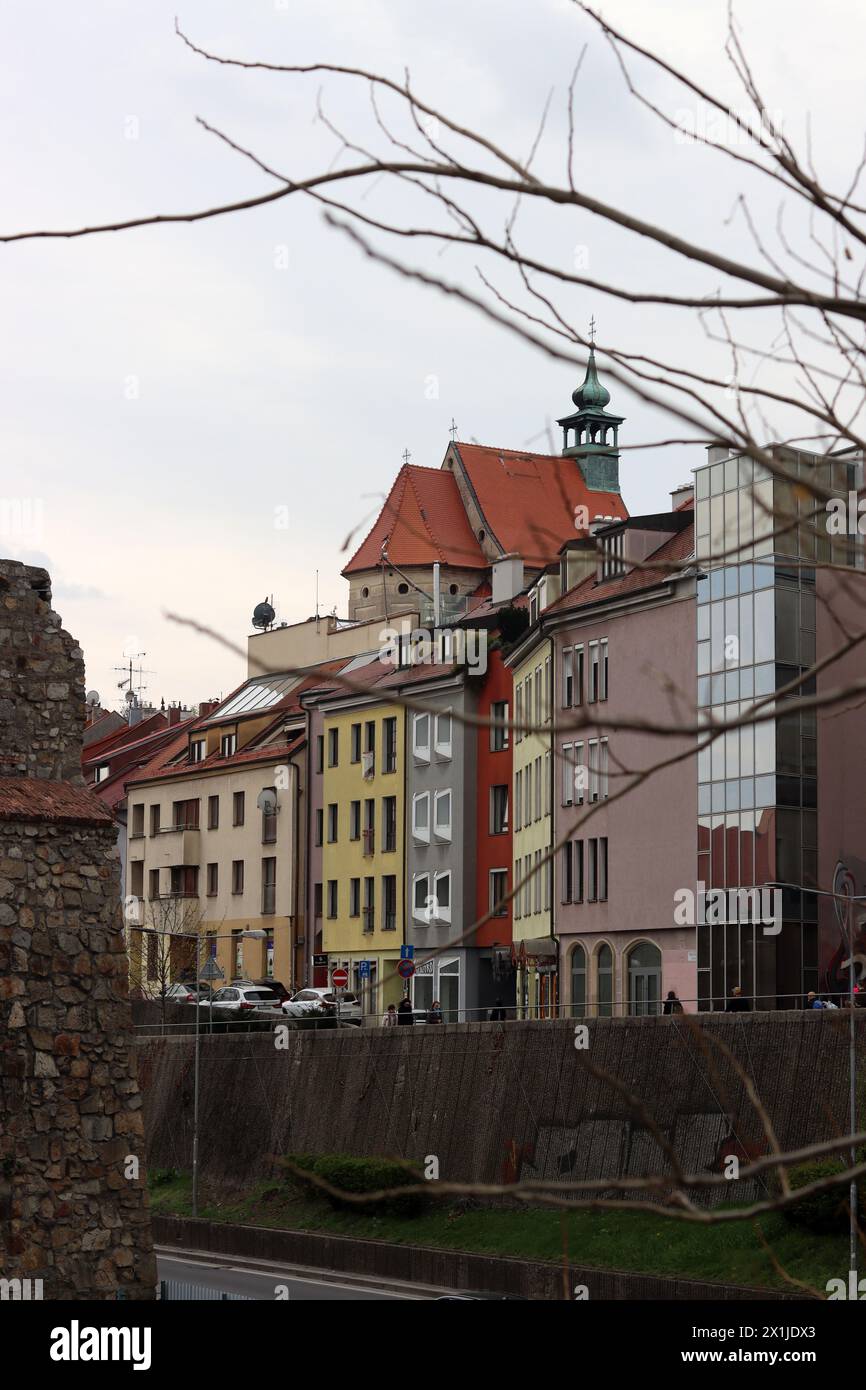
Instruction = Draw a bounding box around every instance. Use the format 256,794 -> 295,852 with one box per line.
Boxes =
0,559 -> 155,1300
139,1012 -> 865,1202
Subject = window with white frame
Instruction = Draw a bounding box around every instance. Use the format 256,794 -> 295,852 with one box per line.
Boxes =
490,784 -> 509,834
524,766 -> 532,824
589,641 -> 600,703
490,869 -> 508,917
534,666 -> 542,726
525,673 -> 533,729
434,711 -> 452,759
515,683 -> 523,744
600,738 -> 609,799
562,648 -> 573,708
574,740 -> 585,805
412,791 -> 431,843
413,872 -> 430,920
575,645 -> 585,705
433,871 -> 451,922
529,591 -> 539,626
434,789 -> 452,841
413,713 -> 431,762
514,858 -> 522,919
189,739 -> 206,764
588,739 -> 608,802
534,757 -> 542,821
490,700 -> 509,751
561,744 -> 573,806
600,638 -> 609,700
515,769 -> 522,831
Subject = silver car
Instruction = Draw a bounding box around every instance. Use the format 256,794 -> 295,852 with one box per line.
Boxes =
282,987 -> 363,1023
205,985 -> 280,1015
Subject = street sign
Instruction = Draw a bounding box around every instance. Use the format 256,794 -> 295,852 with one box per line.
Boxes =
199,958 -> 225,981
400,944 -> 415,960
332,967 -> 349,989
359,960 -> 371,979
397,958 -> 415,980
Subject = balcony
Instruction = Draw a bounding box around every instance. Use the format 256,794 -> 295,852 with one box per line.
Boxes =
151,826 -> 200,868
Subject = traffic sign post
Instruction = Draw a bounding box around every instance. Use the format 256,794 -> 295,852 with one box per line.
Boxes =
332,967 -> 349,989
400,944 -> 415,960
397,958 -> 415,980
359,960 -> 370,979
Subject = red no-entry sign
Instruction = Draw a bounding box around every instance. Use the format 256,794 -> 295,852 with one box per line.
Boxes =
332,967 -> 349,989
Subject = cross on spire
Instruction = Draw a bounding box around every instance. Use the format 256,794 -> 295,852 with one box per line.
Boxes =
402,447 -> 412,465
449,417 -> 458,442
589,314 -> 596,346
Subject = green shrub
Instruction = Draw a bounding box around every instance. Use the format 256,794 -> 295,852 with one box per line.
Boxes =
148,1167 -> 180,1189
284,1153 -> 427,1217
782,1157 -> 866,1234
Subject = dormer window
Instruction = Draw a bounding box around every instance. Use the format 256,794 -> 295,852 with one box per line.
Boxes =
529,591 -> 539,626
189,739 -> 206,764
601,530 -> 625,582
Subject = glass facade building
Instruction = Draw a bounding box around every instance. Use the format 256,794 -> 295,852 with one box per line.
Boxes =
693,445 -> 860,1009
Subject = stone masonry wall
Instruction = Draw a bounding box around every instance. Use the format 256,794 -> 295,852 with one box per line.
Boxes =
0,559 -> 155,1299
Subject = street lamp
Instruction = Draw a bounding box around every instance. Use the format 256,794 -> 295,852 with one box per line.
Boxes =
129,923 -> 267,1218
766,879 -> 864,1283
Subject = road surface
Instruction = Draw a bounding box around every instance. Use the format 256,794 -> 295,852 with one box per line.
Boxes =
156,1248 -> 430,1301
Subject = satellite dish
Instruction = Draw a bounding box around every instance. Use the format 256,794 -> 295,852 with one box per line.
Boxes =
86,690 -> 101,706
124,690 -> 135,704
256,788 -> 278,815
252,598 -> 276,631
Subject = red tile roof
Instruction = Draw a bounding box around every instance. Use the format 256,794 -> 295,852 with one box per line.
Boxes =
343,464 -> 487,574
453,443 -> 628,569
546,520 -> 695,616
83,712 -> 167,762
0,778 -> 114,825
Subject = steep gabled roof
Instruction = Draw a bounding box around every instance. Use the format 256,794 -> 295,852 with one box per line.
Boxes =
451,443 -> 627,569
342,464 -> 487,574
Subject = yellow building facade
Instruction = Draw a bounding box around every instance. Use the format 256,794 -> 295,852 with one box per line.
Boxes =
508,630 -> 555,1016
320,698 -> 406,1016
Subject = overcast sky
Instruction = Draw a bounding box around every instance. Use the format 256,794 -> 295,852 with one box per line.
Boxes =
2,0 -> 862,710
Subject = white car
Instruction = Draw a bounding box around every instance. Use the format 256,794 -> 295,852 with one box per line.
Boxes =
203,985 -> 281,1015
282,988 -> 363,1023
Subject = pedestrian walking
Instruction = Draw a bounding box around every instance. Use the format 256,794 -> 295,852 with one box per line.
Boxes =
397,996 -> 415,1025
662,990 -> 683,1015
489,997 -> 506,1022
382,1003 -> 398,1027
427,1000 -> 443,1024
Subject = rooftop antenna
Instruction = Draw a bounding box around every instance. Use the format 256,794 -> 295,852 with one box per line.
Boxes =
315,569 -> 319,621
113,651 -> 153,708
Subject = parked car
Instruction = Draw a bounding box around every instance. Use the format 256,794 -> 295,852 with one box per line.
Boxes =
203,985 -> 281,1015
160,982 -> 212,1004
251,978 -> 291,1003
282,988 -> 363,1023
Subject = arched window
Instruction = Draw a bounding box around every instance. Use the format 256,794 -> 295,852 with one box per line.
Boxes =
628,941 -> 662,1016
570,944 -> 587,1019
596,942 -> 613,1018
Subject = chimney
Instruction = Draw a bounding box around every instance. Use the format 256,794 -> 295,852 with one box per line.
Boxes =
197,699 -> 219,718
167,703 -> 183,727
670,483 -> 694,511
492,554 -> 524,605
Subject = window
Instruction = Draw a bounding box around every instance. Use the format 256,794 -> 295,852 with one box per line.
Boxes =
383,717 -> 398,773
544,655 -> 551,721
544,750 -> 551,816
413,873 -> 430,922
575,645 -> 585,705
326,880 -> 338,919
261,788 -> 277,843
148,868 -> 160,900
412,791 -> 431,843
490,701 -> 509,751
524,766 -> 532,825
515,684 -> 523,744
523,855 -> 531,916
233,791 -> 245,827
589,641 -> 600,702
525,673 -> 533,729
561,843 -> 573,903
131,803 -> 144,837
544,858 -> 552,911
262,857 -> 276,914
173,798 -> 199,829
349,800 -> 361,840
598,837 -> 608,901
207,863 -> 218,897
597,942 -> 614,1017
129,860 -> 143,898
316,735 -> 324,773
561,745 -> 573,806
574,741 -> 585,804
365,720 -> 375,755
363,798 -> 375,855
433,871 -> 451,923
574,840 -> 584,903
363,877 -> 375,932
490,869 -> 508,917
315,808 -> 323,846
382,875 -> 397,930
529,591 -> 539,626
208,795 -> 219,830
588,837 -> 608,902
328,727 -> 339,768
570,944 -> 587,1018
434,789 -> 452,842
588,739 -> 609,802
350,723 -> 361,763
563,648 -> 574,708
413,713 -> 431,762
491,784 -> 509,834
349,878 -> 360,917
189,738 -> 206,763
534,850 -> 542,913
514,858 -> 522,920
327,803 -> 338,843
534,666 -> 542,726
434,711 -> 452,759
600,638 -> 609,700
383,796 -> 397,852
534,757 -> 542,821
515,769 -> 522,831
220,732 -> 237,758
170,865 -> 198,897
313,882 -> 322,919
628,941 -> 662,1016
231,860 -> 244,895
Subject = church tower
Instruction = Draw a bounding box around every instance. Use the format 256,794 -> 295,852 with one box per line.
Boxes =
557,330 -> 623,494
